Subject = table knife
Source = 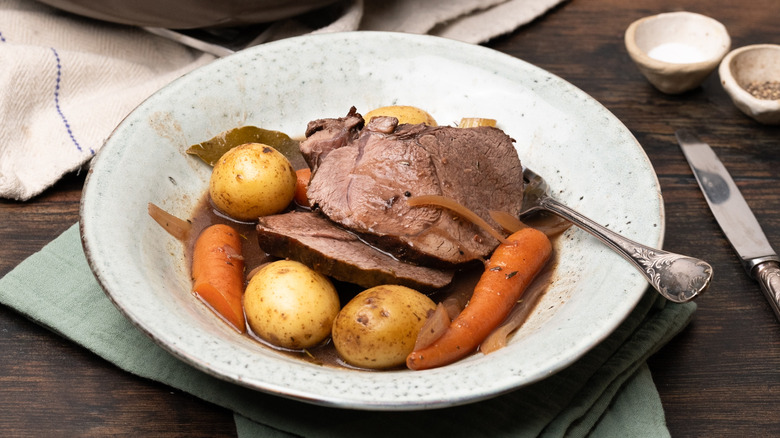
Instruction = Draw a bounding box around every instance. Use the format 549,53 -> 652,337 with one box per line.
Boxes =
676,129 -> 780,321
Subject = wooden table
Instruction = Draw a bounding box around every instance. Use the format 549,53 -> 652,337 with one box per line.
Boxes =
2,0 -> 779,435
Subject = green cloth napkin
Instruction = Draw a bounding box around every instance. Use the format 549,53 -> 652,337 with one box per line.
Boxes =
0,223 -> 694,437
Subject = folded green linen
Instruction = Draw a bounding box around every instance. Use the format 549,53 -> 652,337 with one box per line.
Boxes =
0,223 -> 694,437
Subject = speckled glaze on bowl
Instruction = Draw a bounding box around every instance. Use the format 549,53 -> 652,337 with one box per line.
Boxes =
719,44 -> 780,125
625,11 -> 731,94
80,32 -> 664,410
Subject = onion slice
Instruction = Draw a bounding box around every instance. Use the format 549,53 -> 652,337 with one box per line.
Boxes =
529,212 -> 573,237
489,210 -> 527,234
479,273 -> 548,354
413,303 -> 451,351
441,284 -> 473,320
490,210 -> 572,237
457,118 -> 497,128
147,202 -> 192,241
406,195 -> 507,244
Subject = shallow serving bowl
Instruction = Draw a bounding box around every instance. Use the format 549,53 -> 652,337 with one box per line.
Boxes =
719,44 -> 780,125
80,32 -> 664,410
625,11 -> 731,94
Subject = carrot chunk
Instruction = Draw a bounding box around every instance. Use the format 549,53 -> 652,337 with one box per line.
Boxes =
191,224 -> 246,332
294,168 -> 312,207
406,227 -> 552,370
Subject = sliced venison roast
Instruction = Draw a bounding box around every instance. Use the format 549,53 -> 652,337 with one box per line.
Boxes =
256,211 -> 454,292
301,112 -> 524,266
299,106 -> 364,171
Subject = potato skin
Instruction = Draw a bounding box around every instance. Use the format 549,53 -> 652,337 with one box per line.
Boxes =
244,260 -> 340,350
332,285 -> 436,369
209,143 -> 297,221
363,105 -> 437,126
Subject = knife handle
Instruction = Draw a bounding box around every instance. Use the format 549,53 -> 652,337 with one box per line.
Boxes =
754,261 -> 780,322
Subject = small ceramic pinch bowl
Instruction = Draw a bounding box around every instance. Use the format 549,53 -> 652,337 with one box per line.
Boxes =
625,11 -> 731,94
719,44 -> 780,125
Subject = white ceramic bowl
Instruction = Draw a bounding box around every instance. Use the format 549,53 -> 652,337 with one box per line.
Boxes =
80,32 -> 663,410
719,44 -> 780,125
625,11 -> 731,94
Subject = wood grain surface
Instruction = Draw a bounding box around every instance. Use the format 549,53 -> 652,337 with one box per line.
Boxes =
2,0 -> 779,436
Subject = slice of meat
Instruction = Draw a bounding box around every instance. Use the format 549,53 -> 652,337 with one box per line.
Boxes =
304,115 -> 523,266
299,106 -> 364,171
256,211 -> 454,292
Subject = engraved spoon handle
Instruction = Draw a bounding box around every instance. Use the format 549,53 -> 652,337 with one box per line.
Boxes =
540,196 -> 712,303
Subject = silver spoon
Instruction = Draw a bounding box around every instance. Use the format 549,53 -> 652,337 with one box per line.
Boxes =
520,167 -> 712,303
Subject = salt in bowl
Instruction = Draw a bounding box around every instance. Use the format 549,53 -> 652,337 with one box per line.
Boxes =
719,44 -> 780,125
625,11 -> 731,94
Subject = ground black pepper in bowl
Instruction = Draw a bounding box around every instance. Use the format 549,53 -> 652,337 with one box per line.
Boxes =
746,80 -> 780,100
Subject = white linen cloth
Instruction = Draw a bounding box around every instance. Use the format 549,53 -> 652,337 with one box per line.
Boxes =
0,0 -> 564,200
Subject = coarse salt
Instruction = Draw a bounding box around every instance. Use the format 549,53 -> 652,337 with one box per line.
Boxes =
647,42 -> 707,64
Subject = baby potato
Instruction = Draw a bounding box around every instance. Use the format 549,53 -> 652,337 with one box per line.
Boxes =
332,285 -> 436,369
244,260 -> 340,350
209,143 -> 297,221
363,105 -> 437,126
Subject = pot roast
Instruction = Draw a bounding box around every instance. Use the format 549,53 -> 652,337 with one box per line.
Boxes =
256,211 -> 454,292
302,109 -> 524,266
256,108 -> 524,290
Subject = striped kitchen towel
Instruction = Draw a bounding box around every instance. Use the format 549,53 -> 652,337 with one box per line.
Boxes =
0,0 -> 564,200
0,0 -> 215,200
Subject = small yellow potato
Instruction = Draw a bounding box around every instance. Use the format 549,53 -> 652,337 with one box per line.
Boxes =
244,260 -> 340,350
209,143 -> 297,221
363,105 -> 437,126
332,285 -> 436,369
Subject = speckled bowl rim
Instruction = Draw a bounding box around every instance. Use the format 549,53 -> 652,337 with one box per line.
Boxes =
80,31 -> 664,411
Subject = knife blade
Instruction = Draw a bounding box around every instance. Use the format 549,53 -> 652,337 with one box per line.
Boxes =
676,129 -> 780,321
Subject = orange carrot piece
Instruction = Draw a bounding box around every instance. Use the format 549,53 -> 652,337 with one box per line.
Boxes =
406,227 -> 552,370
192,224 -> 246,333
294,168 -> 312,207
